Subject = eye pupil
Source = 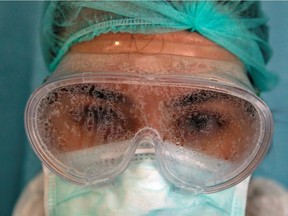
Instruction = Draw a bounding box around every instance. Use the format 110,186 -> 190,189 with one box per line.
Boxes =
187,113 -> 211,132
83,106 -> 106,123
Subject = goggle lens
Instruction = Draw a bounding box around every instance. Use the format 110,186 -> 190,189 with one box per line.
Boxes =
26,75 -> 272,193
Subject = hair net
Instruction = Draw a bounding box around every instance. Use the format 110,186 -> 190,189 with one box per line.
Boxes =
42,1 -> 278,92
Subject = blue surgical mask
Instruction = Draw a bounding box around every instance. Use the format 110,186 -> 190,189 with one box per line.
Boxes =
43,158 -> 250,216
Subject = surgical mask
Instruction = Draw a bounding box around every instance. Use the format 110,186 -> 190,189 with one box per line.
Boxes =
25,72 -> 272,193
43,157 -> 251,216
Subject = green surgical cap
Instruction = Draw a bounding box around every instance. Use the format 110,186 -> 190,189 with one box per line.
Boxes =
42,1 -> 278,91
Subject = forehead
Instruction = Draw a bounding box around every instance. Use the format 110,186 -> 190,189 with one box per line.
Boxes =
49,32 -> 253,91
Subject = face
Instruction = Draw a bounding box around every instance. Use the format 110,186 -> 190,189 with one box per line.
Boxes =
37,32 -> 260,162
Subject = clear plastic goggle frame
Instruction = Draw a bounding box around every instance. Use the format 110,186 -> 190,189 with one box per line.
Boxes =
25,72 -> 273,193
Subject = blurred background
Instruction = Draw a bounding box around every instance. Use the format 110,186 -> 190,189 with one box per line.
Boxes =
0,2 -> 287,216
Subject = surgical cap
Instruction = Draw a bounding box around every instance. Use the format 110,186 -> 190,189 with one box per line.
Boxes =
42,1 -> 278,92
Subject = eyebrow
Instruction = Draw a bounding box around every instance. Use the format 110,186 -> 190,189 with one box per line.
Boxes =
172,90 -> 231,107
86,84 -> 129,104
48,84 -> 131,105
171,90 -> 256,116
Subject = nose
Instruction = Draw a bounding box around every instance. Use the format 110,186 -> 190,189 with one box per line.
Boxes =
135,85 -> 165,130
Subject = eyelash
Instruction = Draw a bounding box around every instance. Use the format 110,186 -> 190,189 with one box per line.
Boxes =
69,105 -> 123,131
176,111 -> 226,135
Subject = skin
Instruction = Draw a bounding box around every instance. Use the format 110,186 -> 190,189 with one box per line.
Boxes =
41,32 -> 259,161
50,32 -> 253,88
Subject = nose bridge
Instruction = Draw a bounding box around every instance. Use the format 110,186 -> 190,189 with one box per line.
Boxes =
135,84 -> 164,130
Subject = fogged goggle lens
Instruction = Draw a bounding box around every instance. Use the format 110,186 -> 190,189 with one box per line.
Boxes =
25,73 -> 272,193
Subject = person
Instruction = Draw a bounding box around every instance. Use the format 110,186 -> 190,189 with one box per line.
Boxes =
13,1 -> 288,216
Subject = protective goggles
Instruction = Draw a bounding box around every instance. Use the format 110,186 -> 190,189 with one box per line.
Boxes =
25,72 -> 273,193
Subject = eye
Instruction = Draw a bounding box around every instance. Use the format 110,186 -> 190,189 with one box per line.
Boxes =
177,111 -> 226,135
187,113 -> 221,132
69,104 -> 125,131
85,106 -> 109,127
